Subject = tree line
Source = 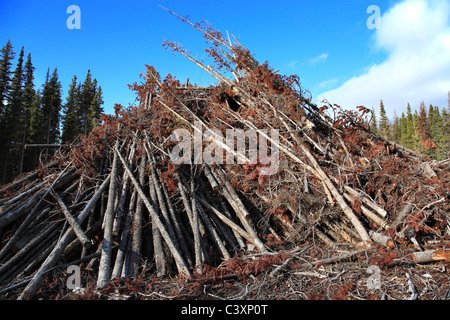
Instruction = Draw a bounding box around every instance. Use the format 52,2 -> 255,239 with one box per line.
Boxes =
371,97 -> 450,161
0,40 -> 104,184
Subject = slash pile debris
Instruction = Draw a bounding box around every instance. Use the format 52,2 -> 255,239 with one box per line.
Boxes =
1,10 -> 449,300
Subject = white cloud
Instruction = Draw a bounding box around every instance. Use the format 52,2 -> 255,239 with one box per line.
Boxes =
317,0 -> 450,117
288,60 -> 299,68
308,53 -> 329,65
316,78 -> 339,90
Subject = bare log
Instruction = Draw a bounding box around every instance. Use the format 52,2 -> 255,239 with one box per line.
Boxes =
369,230 -> 394,248
111,209 -> 133,279
0,223 -> 58,282
18,173 -> 112,299
198,196 -> 253,244
189,174 -> 204,274
343,192 -> 388,229
24,144 -> 64,149
97,142 -> 121,288
116,148 -> 191,276
197,200 -> 231,260
51,191 -> 92,249
412,249 -> 450,264
158,168 -> 193,267
129,154 -> 147,278
0,165 -> 75,261
149,175 -> 167,277
298,144 -> 372,246
210,166 -> 267,252
344,186 -> 388,218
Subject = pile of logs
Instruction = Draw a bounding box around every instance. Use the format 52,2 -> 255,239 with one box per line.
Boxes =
0,10 -> 449,300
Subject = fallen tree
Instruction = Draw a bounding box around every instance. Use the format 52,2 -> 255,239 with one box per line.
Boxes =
0,11 -> 449,300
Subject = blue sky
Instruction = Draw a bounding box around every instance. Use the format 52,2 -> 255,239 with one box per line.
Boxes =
1,0 -> 449,119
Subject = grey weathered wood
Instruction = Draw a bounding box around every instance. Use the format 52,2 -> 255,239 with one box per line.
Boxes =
97,142 -> 121,288
116,148 -> 191,276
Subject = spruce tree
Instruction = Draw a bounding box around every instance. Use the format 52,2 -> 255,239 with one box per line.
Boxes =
405,103 -> 416,150
28,89 -> 44,145
62,75 -> 81,143
442,99 -> 450,155
370,107 -> 378,133
400,112 -> 407,146
413,109 -> 419,149
427,104 -> 434,138
379,100 -> 389,139
20,53 -> 36,173
392,111 -> 401,143
6,47 -> 25,138
431,106 -> 446,160
4,47 -> 25,179
417,101 -> 433,156
88,83 -> 104,132
78,70 -> 93,135
73,70 -> 104,136
0,39 -> 15,118
0,40 -> 15,183
41,68 -> 62,147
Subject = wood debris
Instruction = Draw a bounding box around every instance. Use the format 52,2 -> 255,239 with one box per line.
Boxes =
0,11 -> 449,300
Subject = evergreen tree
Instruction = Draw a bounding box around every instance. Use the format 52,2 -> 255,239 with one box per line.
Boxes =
78,70 -> 93,135
413,109 -> 419,150
400,112 -> 407,146
416,101 -> 433,155
41,68 -> 62,146
442,102 -> 450,155
20,53 -> 36,173
88,82 -> 104,132
417,101 -> 429,136
370,107 -> 378,133
0,39 -> 15,118
431,106 -> 446,160
392,111 -> 401,143
28,89 -> 44,143
427,104 -> 434,138
0,40 -> 15,183
62,75 -> 81,143
379,100 -> 389,139
404,103 -> 416,150
25,89 -> 45,171
6,47 -> 25,139
63,71 -> 104,142
0,47 -> 25,181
